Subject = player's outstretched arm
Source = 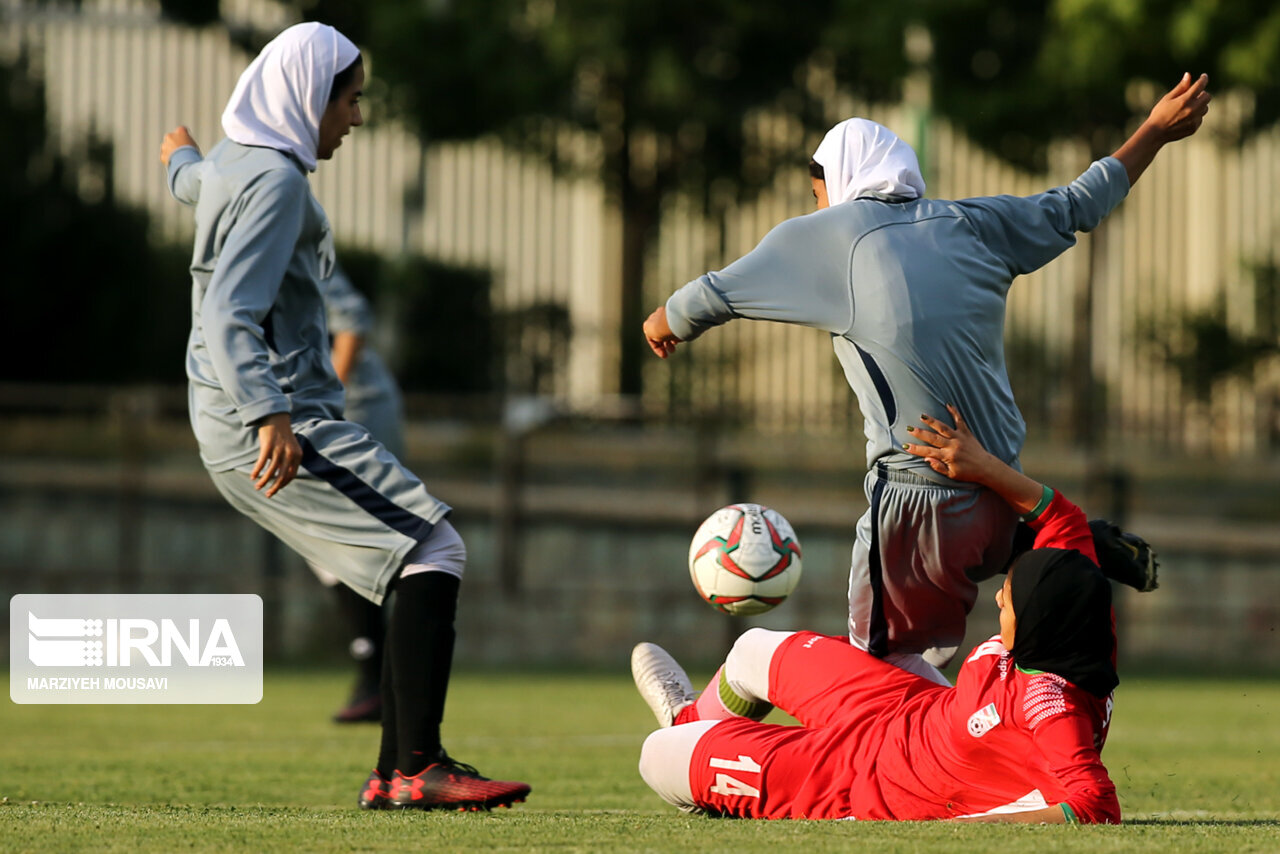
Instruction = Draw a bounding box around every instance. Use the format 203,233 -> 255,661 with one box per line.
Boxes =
1111,72 -> 1211,187
642,305 -> 682,358
903,405 -> 1044,516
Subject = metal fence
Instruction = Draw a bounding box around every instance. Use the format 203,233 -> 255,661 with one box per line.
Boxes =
5,0 -> 1280,455
3,385 -> 1279,668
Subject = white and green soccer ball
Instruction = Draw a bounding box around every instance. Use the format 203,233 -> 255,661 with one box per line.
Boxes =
688,503 -> 802,617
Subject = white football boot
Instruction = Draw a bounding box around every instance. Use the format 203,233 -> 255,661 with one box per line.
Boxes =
631,642 -> 696,728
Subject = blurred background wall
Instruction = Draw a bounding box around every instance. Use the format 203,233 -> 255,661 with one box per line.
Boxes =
2,0 -> 1278,670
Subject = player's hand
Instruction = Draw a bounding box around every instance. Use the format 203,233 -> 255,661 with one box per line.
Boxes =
251,412 -> 302,497
161,126 -> 200,166
643,305 -> 682,358
903,404 -> 1000,483
1143,72 -> 1211,143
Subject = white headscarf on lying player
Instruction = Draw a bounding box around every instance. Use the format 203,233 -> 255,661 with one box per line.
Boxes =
812,118 -> 926,204
221,21 -> 360,172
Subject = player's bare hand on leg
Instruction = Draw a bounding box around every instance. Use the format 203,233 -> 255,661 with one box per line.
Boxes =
252,413 -> 302,497
160,126 -> 201,165
643,306 -> 681,358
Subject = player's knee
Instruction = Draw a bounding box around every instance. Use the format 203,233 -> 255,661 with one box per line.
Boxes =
639,725 -> 708,809
728,627 -> 793,671
638,732 -> 664,789
399,519 -> 466,580
723,628 -> 796,705
734,626 -> 783,649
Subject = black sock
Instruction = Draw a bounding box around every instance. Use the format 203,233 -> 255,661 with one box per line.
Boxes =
332,584 -> 384,695
375,588 -> 398,778
383,571 -> 460,777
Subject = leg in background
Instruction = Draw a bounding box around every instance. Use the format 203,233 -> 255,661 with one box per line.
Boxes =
330,582 -> 385,722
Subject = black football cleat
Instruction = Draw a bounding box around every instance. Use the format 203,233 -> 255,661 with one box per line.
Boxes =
389,756 -> 531,812
1089,519 -> 1159,592
358,769 -> 391,810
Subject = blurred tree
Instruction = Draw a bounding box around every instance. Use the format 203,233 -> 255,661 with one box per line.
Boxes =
147,0 -> 1280,417
157,0 -> 221,27
283,0 -> 912,397
381,257 -> 496,395
0,51 -> 190,384
1142,261 -> 1280,405
906,0 -> 1280,447
498,302 -> 572,397
1139,269 -> 1279,456
916,0 -> 1280,168
1146,298 -> 1277,405
331,246 -> 498,394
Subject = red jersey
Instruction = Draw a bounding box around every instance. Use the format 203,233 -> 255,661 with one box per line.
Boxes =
688,491 -> 1120,824
866,633 -> 1117,822
871,490 -> 1117,822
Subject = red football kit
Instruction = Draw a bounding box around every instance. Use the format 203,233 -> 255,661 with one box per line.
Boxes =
685,491 -> 1121,823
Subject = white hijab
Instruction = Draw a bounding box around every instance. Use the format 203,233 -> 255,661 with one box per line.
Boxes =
221,22 -> 360,172
812,118 -> 926,204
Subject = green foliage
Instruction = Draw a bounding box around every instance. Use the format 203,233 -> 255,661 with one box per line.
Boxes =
1142,262 -> 1280,404
385,256 -> 497,394
347,0 -> 909,198
362,0 -> 572,145
1173,1 -> 1280,117
326,245 -> 384,310
498,301 -> 573,396
276,0 -> 914,393
1005,329 -> 1067,433
1248,259 -> 1280,340
915,0 -> 1152,167
157,0 -> 221,27
1,672 -> 1279,852
914,0 -> 1280,168
332,247 -> 497,395
336,247 -> 572,399
0,52 -> 190,384
157,0 -> 1280,403
1143,297 -> 1278,404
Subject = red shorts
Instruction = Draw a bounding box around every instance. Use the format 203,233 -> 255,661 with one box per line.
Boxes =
686,632 -> 946,820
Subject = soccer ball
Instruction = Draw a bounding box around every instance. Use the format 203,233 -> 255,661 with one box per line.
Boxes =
688,503 -> 803,616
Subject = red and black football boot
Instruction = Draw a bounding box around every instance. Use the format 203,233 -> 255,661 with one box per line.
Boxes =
389,757 -> 531,812
358,769 -> 391,810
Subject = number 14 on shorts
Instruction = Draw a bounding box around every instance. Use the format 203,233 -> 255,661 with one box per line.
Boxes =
708,754 -> 761,798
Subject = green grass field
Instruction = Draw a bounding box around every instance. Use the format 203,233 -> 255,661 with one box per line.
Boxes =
2,670 -> 1278,853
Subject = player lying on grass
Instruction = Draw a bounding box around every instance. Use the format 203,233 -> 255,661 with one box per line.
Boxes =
642,75 -> 1202,684
632,406 -> 1127,823
159,22 -> 528,811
